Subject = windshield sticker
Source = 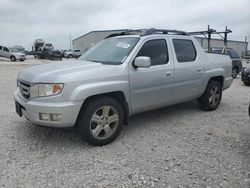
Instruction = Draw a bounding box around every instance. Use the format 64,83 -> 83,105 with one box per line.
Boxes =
116,42 -> 130,49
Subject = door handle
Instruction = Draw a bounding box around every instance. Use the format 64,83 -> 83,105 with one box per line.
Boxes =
166,71 -> 172,76
197,68 -> 203,72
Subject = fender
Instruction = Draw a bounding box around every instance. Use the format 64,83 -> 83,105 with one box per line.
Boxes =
69,80 -> 130,103
200,67 -> 225,93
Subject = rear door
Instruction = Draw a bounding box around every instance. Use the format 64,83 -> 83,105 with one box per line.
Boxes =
129,38 -> 174,113
171,38 -> 203,102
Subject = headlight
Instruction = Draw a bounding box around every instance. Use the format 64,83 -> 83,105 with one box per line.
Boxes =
30,83 -> 63,98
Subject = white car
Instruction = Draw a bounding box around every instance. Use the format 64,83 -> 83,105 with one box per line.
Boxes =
0,45 -> 26,61
64,49 -> 81,58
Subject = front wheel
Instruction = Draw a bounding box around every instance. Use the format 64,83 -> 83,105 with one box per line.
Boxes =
10,56 -> 16,62
76,97 -> 124,146
198,80 -> 222,111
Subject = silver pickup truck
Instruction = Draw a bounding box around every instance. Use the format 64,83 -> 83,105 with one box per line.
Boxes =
14,29 -> 233,146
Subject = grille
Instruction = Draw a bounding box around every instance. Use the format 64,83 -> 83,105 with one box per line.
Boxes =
18,81 -> 30,99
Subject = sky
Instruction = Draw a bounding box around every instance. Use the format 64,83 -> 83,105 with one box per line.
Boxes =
0,0 -> 249,50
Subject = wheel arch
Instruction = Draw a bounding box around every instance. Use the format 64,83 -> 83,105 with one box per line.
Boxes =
76,91 -> 129,127
208,76 -> 224,88
10,55 -> 16,60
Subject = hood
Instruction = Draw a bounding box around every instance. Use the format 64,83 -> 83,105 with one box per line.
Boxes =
18,60 -> 124,83
13,52 -> 25,56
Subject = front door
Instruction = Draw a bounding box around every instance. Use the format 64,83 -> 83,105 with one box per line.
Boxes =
129,38 -> 174,114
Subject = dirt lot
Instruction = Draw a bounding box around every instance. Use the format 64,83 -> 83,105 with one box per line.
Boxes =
0,58 -> 249,188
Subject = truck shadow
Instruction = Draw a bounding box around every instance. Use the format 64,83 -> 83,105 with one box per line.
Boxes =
16,100 -> 207,148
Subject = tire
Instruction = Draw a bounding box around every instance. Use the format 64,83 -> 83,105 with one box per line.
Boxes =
69,54 -> 73,58
232,67 -> 238,79
198,80 -> 222,111
10,56 -> 16,62
76,96 -> 124,146
20,59 -> 24,62
243,81 -> 250,86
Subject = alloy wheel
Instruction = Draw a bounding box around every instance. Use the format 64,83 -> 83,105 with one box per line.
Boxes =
90,105 -> 119,140
208,85 -> 221,107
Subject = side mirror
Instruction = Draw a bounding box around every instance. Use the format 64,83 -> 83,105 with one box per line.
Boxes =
134,56 -> 151,68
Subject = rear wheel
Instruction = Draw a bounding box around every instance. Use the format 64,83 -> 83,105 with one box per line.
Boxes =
77,97 -> 124,146
198,80 -> 222,111
232,67 -> 238,78
10,56 -> 16,62
69,54 -> 73,58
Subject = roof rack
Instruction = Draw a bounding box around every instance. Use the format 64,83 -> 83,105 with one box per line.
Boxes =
188,25 -> 232,53
105,28 -> 188,38
142,28 -> 188,36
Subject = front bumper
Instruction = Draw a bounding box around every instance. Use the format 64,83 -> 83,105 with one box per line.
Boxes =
17,56 -> 26,60
223,77 -> 233,90
14,91 -> 83,128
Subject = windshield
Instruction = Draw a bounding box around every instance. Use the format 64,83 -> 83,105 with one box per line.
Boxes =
10,48 -> 19,53
79,37 -> 139,64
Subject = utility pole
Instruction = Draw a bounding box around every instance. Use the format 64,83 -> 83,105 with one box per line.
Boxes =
69,35 -> 72,50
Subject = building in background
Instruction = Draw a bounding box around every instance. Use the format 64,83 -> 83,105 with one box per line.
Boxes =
72,30 -> 126,53
196,37 -> 248,57
73,30 -> 248,57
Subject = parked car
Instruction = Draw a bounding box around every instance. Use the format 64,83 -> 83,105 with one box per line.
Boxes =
48,49 -> 63,60
0,45 -> 26,61
211,48 -> 242,78
64,49 -> 81,58
241,67 -> 250,85
14,28 -> 233,146
43,43 -> 54,51
245,50 -> 250,59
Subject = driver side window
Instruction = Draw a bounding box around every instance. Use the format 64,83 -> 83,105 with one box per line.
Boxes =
136,39 -> 168,66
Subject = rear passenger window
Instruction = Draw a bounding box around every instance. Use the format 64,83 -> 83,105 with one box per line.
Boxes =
173,39 -> 196,62
137,39 -> 168,66
0,46 -> 3,50
3,47 -> 9,52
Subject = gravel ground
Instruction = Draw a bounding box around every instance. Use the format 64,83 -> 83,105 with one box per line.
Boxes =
0,58 -> 249,188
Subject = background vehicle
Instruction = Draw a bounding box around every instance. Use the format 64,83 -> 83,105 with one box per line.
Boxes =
211,48 -> 242,78
0,45 -> 26,61
32,39 -> 62,60
48,49 -> 63,60
64,49 -> 81,58
15,28 -> 233,146
245,50 -> 250,59
241,67 -> 250,85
